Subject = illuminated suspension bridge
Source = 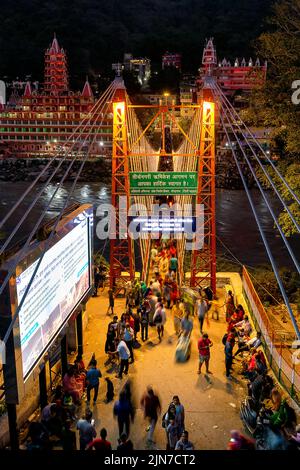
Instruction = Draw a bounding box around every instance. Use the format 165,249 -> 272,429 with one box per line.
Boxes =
0,39 -> 300,449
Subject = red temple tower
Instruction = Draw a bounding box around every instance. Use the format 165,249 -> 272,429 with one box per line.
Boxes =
202,38 -> 217,75
44,34 -> 69,93
0,35 -> 112,158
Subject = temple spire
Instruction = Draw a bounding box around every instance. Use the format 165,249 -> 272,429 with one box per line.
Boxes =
50,33 -> 60,54
44,34 -> 69,93
81,77 -> 93,98
23,81 -> 32,97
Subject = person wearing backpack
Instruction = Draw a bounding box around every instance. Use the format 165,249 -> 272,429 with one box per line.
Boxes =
153,302 -> 166,342
162,403 -> 177,449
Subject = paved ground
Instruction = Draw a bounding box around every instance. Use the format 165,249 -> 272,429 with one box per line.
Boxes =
76,285 -> 248,450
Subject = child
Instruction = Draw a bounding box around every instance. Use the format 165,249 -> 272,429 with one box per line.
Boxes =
166,417 -> 179,450
105,377 -> 114,403
63,392 -> 77,420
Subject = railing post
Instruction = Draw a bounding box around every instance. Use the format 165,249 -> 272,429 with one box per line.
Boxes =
269,332 -> 273,367
278,342 -> 283,382
291,364 -> 295,397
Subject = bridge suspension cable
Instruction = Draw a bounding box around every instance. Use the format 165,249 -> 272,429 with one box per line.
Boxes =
173,107 -> 202,284
0,81 -> 116,252
215,83 -> 300,213
211,85 -> 300,339
212,85 -> 300,277
0,81 -> 116,233
126,93 -> 159,280
0,81 -> 118,346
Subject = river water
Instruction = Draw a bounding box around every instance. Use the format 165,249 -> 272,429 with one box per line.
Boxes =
0,181 -> 299,270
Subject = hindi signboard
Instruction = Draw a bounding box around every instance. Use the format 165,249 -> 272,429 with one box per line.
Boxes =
129,172 -> 198,195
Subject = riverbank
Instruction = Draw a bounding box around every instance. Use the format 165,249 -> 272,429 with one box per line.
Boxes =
0,157 -> 111,183
0,156 -> 257,189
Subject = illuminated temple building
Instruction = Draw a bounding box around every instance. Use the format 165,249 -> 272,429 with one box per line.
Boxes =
0,35 -> 112,158
197,38 -> 267,101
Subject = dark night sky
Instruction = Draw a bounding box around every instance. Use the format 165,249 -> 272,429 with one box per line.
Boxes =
0,0 -> 274,81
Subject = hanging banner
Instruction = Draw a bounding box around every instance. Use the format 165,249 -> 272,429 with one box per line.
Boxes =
129,172 -> 198,195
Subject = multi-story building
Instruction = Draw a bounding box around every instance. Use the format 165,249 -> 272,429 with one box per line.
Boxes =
121,53 -> 151,85
162,52 -> 181,71
0,80 -> 6,109
179,85 -> 196,118
129,58 -> 151,86
0,35 -> 112,158
197,38 -> 267,102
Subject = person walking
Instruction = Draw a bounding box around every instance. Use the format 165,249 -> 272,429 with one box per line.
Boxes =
132,311 -> 140,342
113,391 -> 135,438
150,246 -> 158,269
76,410 -> 97,450
86,360 -> 102,405
225,334 -> 234,378
159,253 -> 169,281
107,288 -> 115,316
151,278 -> 161,298
162,403 -> 177,449
225,290 -> 235,323
153,302 -> 167,342
140,307 -> 149,342
163,276 -> 172,309
195,296 -> 208,334
166,417 -> 179,450
172,298 -> 184,336
115,336 -> 130,379
169,255 -> 178,275
181,312 -> 193,337
140,387 -> 161,444
93,266 -> 101,297
197,333 -> 213,374
123,322 -> 135,363
147,292 -> 158,324
172,395 -> 185,437
87,428 -> 112,452
105,325 -> 117,362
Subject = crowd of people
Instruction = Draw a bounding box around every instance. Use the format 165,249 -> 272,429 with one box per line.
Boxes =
24,240 -> 299,451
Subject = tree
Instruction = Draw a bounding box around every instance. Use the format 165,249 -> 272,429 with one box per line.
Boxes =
242,0 -> 300,156
277,164 -> 300,236
241,1 -> 300,237
148,67 -> 181,94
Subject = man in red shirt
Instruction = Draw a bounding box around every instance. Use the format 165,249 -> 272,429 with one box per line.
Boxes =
140,387 -> 161,444
197,333 -> 213,375
87,428 -> 112,452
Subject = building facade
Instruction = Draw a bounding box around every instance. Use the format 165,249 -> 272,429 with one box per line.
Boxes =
162,52 -> 182,71
197,38 -> 267,101
0,36 -> 112,158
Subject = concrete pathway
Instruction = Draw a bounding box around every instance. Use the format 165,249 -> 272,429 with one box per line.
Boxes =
76,281 -> 248,450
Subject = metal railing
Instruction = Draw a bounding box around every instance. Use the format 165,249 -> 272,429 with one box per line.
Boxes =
242,266 -> 300,406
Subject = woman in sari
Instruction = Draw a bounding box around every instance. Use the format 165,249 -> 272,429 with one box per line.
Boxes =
62,366 -> 83,404
225,290 -> 235,323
